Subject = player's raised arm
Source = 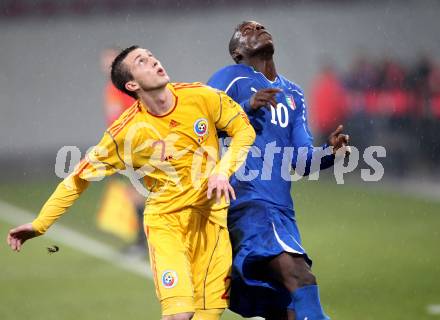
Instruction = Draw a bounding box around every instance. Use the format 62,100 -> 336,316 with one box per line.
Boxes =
6,129 -> 129,251
328,124 -> 351,156
290,91 -> 350,176
207,90 -> 255,203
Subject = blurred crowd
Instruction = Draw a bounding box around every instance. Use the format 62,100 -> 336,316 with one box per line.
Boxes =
309,55 -> 440,177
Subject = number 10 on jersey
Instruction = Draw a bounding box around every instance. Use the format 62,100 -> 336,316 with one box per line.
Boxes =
270,103 -> 289,128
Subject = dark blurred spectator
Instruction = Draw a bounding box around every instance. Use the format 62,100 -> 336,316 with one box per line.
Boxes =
345,55 -> 378,91
428,63 -> 440,118
368,58 -> 412,117
344,56 -> 378,116
377,58 -> 406,90
311,54 -> 440,177
406,55 -> 433,116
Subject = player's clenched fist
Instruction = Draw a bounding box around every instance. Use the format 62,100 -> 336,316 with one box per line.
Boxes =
250,88 -> 282,110
6,223 -> 38,252
207,173 -> 236,204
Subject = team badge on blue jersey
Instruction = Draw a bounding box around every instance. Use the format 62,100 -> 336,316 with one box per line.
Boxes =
285,95 -> 296,110
161,270 -> 178,288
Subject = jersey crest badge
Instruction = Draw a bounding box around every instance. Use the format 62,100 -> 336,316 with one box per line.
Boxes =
285,95 -> 296,110
193,118 -> 209,143
161,270 -> 178,288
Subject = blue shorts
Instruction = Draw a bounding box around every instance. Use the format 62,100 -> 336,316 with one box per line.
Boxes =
227,200 -> 312,318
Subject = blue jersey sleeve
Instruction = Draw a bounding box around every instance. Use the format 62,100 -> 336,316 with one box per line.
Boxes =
291,89 -> 334,175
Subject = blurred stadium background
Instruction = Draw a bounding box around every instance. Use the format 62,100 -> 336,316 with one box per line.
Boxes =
1,0 -> 439,319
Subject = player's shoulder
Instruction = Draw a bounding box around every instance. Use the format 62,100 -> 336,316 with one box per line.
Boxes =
106,101 -> 142,137
278,75 -> 305,96
211,64 -> 250,76
208,65 -> 255,94
209,64 -> 253,83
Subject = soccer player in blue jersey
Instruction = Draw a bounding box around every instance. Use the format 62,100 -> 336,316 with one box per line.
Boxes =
207,21 -> 350,320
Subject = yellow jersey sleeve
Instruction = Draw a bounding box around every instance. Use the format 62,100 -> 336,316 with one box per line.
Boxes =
32,131 -> 127,235
212,90 -> 256,177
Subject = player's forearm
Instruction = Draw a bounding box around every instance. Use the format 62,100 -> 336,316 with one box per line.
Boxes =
318,144 -> 336,171
292,145 -> 335,176
215,124 -> 256,178
32,175 -> 90,235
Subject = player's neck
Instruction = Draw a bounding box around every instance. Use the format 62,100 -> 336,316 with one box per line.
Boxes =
245,57 -> 277,81
138,86 -> 174,116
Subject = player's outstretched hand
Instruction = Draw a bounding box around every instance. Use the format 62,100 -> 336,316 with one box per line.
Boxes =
250,88 -> 282,110
7,223 -> 38,252
328,124 -> 351,156
207,173 -> 236,204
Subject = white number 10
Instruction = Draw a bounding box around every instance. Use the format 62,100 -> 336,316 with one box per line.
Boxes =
270,103 -> 289,128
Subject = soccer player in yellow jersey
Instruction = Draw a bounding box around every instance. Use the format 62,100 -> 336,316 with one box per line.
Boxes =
6,45 -> 256,320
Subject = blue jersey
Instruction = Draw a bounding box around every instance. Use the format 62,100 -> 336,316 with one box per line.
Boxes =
208,64 -> 334,213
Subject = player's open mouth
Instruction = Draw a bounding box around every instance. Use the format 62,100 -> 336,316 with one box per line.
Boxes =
157,68 -> 165,76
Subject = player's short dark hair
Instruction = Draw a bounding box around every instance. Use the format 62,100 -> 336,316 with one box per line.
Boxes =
229,21 -> 250,64
110,45 -> 139,99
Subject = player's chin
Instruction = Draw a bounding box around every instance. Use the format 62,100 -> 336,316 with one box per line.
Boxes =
254,41 -> 274,53
160,75 -> 170,85
262,40 -> 274,48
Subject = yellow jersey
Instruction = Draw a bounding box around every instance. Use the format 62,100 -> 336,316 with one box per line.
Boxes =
32,83 -> 255,233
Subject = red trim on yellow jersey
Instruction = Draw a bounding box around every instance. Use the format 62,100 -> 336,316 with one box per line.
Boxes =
145,90 -> 179,118
108,102 -> 139,131
107,103 -> 139,135
173,81 -> 204,85
173,83 -> 205,89
73,104 -> 139,177
109,104 -> 140,137
75,159 -> 88,175
174,85 -> 205,91
172,82 -> 204,89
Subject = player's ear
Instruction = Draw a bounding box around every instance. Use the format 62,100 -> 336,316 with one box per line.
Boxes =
125,80 -> 139,94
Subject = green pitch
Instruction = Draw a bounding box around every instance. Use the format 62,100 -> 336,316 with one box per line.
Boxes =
1,178 -> 439,319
